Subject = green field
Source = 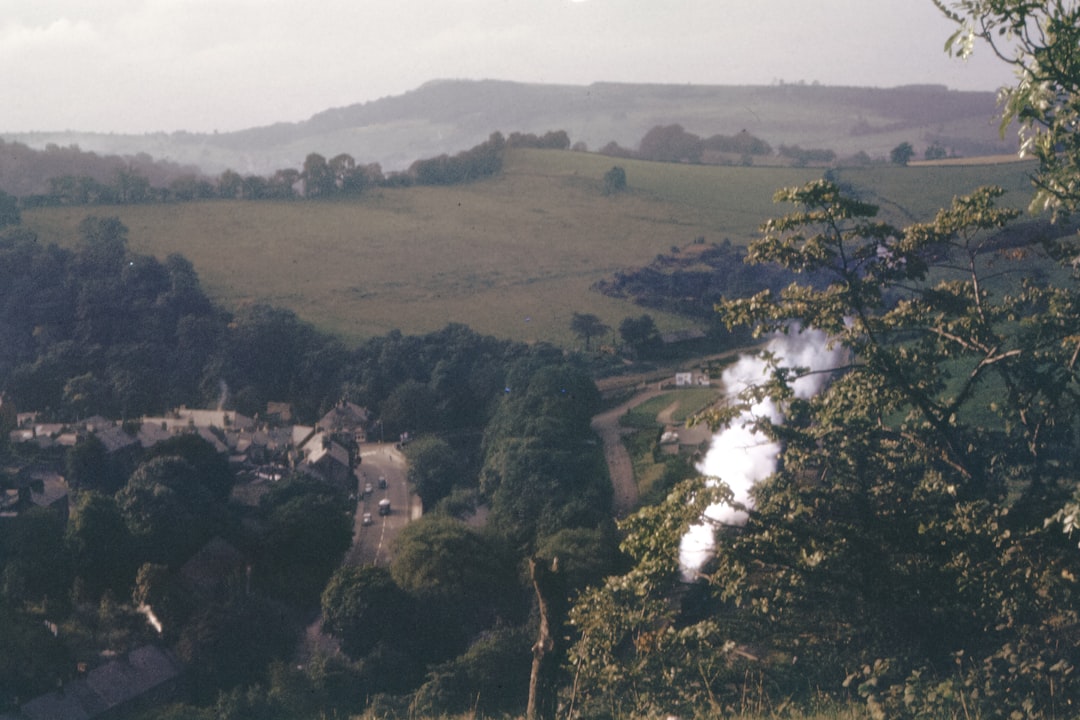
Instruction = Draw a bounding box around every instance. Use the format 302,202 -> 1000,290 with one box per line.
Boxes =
21,149 -> 1039,346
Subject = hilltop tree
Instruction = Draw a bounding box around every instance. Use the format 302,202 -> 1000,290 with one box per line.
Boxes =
637,124 -> 703,163
889,141 -> 914,165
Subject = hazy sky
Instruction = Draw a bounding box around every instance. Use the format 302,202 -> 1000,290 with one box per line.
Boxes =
1,0 -> 1014,134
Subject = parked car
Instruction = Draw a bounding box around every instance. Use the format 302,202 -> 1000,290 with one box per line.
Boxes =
378,476 -> 387,489
364,482 -> 374,495
362,512 -> 373,526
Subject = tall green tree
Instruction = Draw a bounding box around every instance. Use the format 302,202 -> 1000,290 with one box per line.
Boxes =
66,491 -> 135,599
390,516 -> 519,655
569,312 -> 608,351
321,565 -> 412,658
302,152 -> 335,198
404,435 -> 462,510
889,141 -> 914,165
256,475 -> 351,604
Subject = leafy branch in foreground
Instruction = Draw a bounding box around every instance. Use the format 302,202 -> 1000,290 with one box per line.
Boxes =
568,177 -> 1080,718
713,178 -> 1080,716
938,0 -> 1080,221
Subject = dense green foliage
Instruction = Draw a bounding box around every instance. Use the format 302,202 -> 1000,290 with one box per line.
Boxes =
403,435 -> 464,510
481,361 -> 612,547
569,180 -> 1080,718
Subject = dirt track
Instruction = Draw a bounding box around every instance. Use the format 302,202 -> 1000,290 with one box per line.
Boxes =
590,387 -> 664,518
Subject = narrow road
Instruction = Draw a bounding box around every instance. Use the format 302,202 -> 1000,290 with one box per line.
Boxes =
347,442 -> 414,567
590,386 -> 664,518
296,442 -> 414,667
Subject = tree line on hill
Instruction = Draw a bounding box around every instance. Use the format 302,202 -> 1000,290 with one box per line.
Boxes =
0,121 -> 917,216
0,129 -> 574,208
598,123 -> 846,167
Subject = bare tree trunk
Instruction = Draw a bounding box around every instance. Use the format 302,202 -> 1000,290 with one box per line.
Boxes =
527,556 -> 563,720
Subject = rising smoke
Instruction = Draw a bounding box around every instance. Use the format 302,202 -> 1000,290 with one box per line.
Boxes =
680,327 -> 847,577
216,379 -> 229,411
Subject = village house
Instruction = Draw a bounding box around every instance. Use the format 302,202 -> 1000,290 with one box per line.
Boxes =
0,468 -> 71,522
8,645 -> 183,720
298,431 -> 353,491
318,400 -> 369,443
674,371 -> 711,387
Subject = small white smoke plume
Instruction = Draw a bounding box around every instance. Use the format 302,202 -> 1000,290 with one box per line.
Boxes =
680,327 -> 846,577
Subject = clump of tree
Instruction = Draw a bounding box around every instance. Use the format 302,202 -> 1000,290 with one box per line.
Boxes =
701,129 -> 773,157
778,143 -> 837,166
636,125 -> 775,165
890,140 -> 915,165
924,141 -> 948,160
506,130 -> 571,150
480,360 -> 612,546
0,139 -> 205,200
617,314 -> 661,358
407,132 -> 506,186
593,237 -> 812,349
600,126 -> 774,166
0,216 -> 224,417
637,124 -> 704,164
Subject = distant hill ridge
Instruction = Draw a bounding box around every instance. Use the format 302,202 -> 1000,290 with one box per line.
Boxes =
2,79 -> 1017,178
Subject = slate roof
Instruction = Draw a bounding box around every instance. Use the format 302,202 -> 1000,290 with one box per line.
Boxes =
318,401 -> 369,433
16,645 -> 181,720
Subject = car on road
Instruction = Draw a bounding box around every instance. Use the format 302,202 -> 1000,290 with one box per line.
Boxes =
378,498 -> 391,516
362,512 -> 373,526
363,482 -> 373,495
378,476 -> 387,489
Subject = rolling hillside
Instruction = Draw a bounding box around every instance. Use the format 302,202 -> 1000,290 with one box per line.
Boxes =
20,149 -> 1041,347
4,80 -> 1018,178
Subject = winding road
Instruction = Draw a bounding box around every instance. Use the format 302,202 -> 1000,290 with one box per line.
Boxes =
590,386 -> 664,518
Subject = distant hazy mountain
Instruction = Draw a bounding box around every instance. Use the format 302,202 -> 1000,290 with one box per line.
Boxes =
2,79 -> 1017,177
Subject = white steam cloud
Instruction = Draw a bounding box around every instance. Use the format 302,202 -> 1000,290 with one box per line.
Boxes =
680,327 -> 846,577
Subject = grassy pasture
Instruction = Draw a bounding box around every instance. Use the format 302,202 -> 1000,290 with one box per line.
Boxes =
619,387 -> 722,430
22,149 -> 1038,346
